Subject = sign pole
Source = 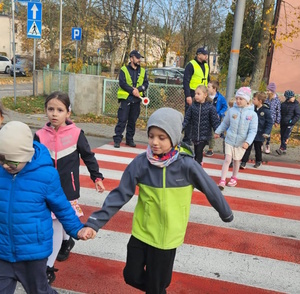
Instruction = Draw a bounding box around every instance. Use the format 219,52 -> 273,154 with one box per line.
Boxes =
76,41 -> 78,63
71,28 -> 82,66
33,38 -> 36,96
12,0 -> 16,105
26,1 -> 42,96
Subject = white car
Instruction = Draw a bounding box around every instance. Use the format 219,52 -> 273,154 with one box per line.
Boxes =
0,56 -> 12,74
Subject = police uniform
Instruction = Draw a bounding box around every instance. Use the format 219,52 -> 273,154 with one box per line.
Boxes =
113,50 -> 149,147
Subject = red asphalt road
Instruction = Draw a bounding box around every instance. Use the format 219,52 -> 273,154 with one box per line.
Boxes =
51,143 -> 300,293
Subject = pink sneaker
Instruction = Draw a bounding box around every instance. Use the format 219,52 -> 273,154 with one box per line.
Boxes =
218,180 -> 226,191
227,177 -> 237,187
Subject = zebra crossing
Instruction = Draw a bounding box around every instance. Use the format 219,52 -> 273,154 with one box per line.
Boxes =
51,142 -> 300,294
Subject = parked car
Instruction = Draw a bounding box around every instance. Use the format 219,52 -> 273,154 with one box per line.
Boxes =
0,55 -> 12,74
163,66 -> 185,76
146,67 -> 183,85
10,59 -> 33,77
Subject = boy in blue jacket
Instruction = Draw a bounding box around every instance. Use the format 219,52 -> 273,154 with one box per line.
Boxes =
0,121 -> 91,294
206,80 -> 228,156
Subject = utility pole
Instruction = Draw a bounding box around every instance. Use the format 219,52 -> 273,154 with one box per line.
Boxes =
225,0 -> 247,102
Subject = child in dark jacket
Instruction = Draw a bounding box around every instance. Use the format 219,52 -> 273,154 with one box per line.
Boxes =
240,92 -> 273,168
276,90 -> 300,155
0,121 -> 91,294
80,107 -> 233,294
182,85 -> 220,166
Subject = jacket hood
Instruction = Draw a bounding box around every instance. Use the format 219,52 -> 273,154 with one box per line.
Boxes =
233,103 -> 255,111
20,141 -> 53,174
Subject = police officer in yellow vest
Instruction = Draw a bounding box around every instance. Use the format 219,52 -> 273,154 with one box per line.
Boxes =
113,50 -> 149,148
183,47 -> 210,145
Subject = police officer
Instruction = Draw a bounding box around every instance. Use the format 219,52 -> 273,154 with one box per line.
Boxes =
183,47 -> 210,145
113,50 -> 149,148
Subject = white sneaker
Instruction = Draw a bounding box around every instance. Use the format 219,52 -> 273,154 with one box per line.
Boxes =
265,145 -> 270,154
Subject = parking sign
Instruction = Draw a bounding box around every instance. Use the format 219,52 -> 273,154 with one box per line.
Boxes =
72,28 -> 82,41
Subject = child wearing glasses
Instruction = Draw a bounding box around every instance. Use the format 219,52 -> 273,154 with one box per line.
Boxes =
0,121 -> 93,294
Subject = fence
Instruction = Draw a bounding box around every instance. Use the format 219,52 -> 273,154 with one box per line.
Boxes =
42,69 -> 186,120
102,79 -> 185,119
43,68 -> 70,94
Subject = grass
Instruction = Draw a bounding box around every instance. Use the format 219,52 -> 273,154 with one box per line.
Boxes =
1,95 -> 148,129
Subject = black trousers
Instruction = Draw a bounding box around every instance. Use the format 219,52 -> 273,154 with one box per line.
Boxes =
113,98 -> 141,144
0,258 -> 57,294
194,141 -> 208,165
123,235 -> 176,294
183,102 -> 192,144
280,124 -> 293,150
242,141 -> 263,163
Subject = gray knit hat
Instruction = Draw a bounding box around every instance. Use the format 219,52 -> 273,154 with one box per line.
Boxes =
0,121 -> 34,162
147,108 -> 183,146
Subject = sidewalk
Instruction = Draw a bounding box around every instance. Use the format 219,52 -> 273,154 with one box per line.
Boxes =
4,109 -> 300,164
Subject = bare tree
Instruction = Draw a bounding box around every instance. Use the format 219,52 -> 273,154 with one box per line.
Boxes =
180,0 -> 226,66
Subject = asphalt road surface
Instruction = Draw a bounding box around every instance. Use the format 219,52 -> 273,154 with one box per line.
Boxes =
0,82 -> 33,99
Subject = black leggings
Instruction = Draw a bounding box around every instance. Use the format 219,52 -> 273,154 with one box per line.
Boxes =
194,141 -> 208,165
123,235 -> 176,294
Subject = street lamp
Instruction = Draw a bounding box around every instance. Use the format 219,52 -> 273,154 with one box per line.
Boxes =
59,0 -> 62,71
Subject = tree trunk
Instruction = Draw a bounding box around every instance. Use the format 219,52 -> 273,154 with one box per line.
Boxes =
250,0 -> 275,91
122,0 -> 140,65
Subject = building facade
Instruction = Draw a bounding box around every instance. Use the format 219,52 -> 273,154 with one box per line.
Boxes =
269,0 -> 300,94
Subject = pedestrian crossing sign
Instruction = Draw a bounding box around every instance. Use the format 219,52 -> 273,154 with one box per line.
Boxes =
27,20 -> 42,38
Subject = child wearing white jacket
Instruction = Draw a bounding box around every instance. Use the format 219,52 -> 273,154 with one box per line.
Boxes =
214,87 -> 258,190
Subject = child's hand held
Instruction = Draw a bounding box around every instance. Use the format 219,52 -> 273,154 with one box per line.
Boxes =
95,178 -> 105,193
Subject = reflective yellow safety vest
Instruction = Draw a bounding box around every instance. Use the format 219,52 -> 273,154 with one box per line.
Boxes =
117,66 -> 146,99
189,60 -> 209,89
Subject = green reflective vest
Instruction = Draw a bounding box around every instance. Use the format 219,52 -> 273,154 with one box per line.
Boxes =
189,60 -> 209,89
117,66 -> 146,99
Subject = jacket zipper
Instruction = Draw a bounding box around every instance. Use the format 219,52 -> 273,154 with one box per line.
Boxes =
162,167 -> 166,247
9,175 -> 17,258
71,172 -> 76,191
197,104 -> 201,142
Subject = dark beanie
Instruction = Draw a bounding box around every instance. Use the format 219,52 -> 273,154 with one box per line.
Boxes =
284,90 -> 295,100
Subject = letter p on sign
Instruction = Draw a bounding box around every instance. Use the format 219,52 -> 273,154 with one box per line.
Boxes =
72,28 -> 82,41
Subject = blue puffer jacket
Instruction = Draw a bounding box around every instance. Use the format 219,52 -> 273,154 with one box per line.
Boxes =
0,141 -> 84,263
215,103 -> 258,147
183,101 -> 220,143
213,92 -> 228,118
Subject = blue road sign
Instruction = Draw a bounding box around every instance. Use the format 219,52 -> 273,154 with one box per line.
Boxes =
27,2 -> 42,39
72,28 -> 82,41
27,2 -> 42,21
